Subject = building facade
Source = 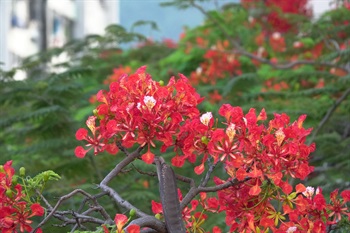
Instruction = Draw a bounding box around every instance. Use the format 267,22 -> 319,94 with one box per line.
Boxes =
0,0 -> 120,72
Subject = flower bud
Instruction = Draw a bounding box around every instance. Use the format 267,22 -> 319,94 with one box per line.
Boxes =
201,136 -> 209,145
155,213 -> 162,220
6,189 -> 13,198
93,109 -> 98,116
12,176 -> 18,186
0,165 -> 4,173
19,167 -> 26,177
129,209 -> 136,217
159,80 -> 164,86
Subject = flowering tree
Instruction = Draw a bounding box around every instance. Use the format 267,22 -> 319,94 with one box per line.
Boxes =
4,66 -> 347,233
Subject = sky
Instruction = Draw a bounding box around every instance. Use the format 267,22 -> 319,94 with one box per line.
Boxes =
119,0 -> 234,43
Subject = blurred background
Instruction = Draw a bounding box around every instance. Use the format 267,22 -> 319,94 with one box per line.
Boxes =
0,0 -> 333,74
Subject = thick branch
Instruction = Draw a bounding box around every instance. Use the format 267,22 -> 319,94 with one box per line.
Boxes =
127,216 -> 167,233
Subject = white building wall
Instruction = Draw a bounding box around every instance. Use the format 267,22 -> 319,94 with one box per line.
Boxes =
310,0 -> 335,18
0,0 -> 120,72
0,1 -> 12,71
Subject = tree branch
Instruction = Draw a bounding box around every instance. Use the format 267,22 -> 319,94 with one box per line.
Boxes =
127,216 -> 167,233
309,87 -> 350,143
99,146 -> 148,218
199,158 -> 217,187
32,189 -> 111,232
180,177 -> 251,210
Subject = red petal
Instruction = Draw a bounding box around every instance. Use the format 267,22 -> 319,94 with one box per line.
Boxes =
114,214 -> 128,231
280,181 -> 293,194
171,155 -> 185,167
141,151 -> 155,164
75,128 -> 88,140
105,143 -> 119,155
212,226 -> 222,233
249,183 -> 261,196
257,108 -> 267,121
247,164 -> 262,178
207,197 -> 219,210
236,168 -> 247,181
74,146 -> 87,158
102,225 -> 110,233
127,224 -> 140,233
31,203 -> 44,216
151,200 -> 163,214
296,183 -> 306,193
341,190 -> 350,202
194,163 -> 205,175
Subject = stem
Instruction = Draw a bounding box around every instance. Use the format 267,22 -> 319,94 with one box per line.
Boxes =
180,177 -> 250,210
199,158 -> 217,187
309,87 -> 350,143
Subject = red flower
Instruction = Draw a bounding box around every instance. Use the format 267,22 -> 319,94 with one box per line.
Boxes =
115,214 -> 128,233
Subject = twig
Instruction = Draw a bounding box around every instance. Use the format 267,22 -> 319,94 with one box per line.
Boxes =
199,157 -> 217,187
32,189 -> 109,232
180,177 -> 250,210
76,191 -> 110,220
132,163 -> 196,187
309,87 -> 350,143
99,146 -> 148,218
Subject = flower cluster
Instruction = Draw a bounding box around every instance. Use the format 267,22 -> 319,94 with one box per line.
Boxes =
241,0 -> 312,33
75,66 -> 203,164
76,67 -> 349,232
0,161 -> 44,233
214,181 -> 350,232
190,40 -> 241,85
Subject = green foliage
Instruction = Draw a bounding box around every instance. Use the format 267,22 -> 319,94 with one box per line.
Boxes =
20,170 -> 61,203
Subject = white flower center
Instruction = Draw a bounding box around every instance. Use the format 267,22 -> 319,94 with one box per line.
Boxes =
200,112 -> 213,126
143,96 -> 156,109
226,123 -> 236,141
303,186 -> 315,198
286,226 -> 297,233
